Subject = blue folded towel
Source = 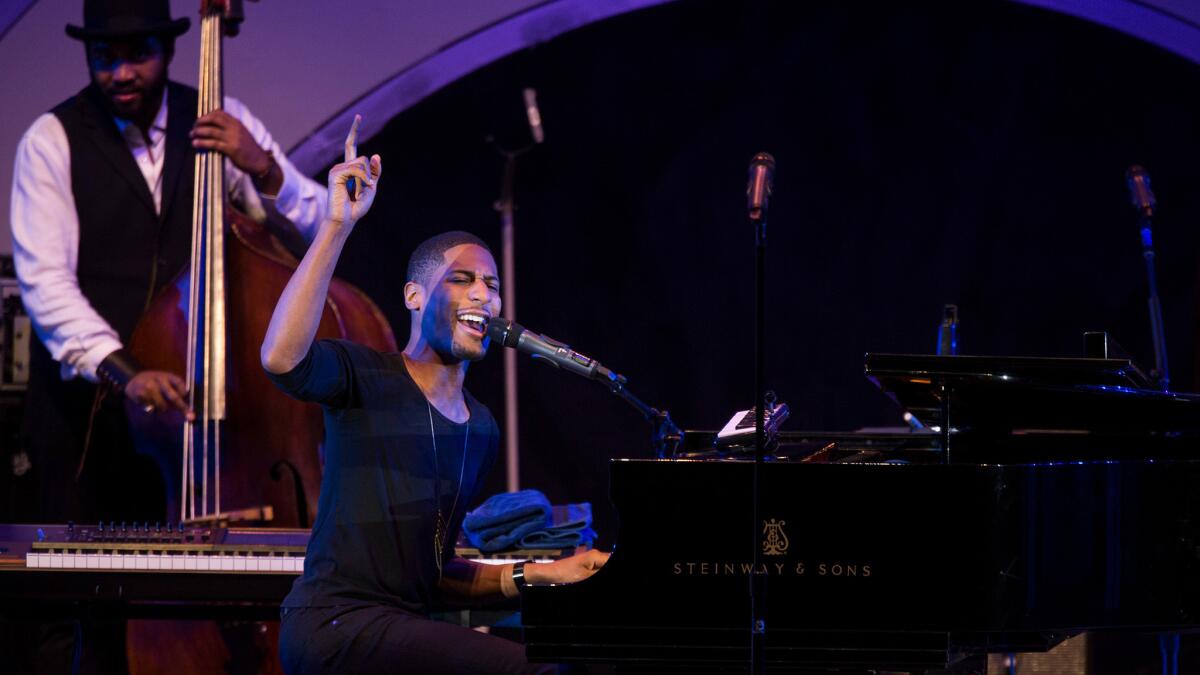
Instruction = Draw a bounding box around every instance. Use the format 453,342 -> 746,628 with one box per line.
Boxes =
463,489 -> 551,552
519,503 -> 596,549
463,491 -> 597,552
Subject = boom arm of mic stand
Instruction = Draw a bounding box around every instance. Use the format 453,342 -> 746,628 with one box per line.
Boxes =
592,370 -> 683,458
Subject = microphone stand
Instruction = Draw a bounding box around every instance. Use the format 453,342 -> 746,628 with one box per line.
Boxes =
749,185 -> 769,675
1137,209 -> 1170,392
1142,193 -> 1180,662
1126,167 -> 1170,392
491,88 -> 548,490
491,141 -> 532,491
1131,170 -> 1179,667
743,151 -> 774,675
590,369 -> 683,458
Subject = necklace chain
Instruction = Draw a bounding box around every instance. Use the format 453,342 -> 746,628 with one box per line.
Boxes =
427,402 -> 468,578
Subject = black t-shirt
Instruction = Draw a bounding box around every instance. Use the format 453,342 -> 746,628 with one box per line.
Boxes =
266,339 -> 499,614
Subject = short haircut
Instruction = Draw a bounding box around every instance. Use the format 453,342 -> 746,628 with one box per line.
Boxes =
406,231 -> 492,286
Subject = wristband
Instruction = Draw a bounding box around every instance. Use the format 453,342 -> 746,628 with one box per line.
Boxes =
97,349 -> 142,391
511,560 -> 532,593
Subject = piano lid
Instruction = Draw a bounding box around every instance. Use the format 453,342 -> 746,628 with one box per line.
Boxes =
864,353 -> 1200,439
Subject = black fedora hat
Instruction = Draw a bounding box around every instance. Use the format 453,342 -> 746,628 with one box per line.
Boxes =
65,0 -> 190,41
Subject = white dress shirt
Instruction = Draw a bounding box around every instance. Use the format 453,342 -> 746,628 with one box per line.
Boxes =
10,88 -> 327,383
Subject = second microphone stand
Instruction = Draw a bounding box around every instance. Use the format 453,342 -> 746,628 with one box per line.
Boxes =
746,152 -> 775,675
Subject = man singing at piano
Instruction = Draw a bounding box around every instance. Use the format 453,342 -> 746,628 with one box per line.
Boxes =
261,122 -> 608,674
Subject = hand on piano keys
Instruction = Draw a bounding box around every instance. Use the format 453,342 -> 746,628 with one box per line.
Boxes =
526,548 -> 609,585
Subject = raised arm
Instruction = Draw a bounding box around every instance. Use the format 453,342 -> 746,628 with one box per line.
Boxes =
261,116 -> 381,374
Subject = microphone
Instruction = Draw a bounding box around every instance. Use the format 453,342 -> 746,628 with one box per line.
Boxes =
523,88 -> 545,144
487,317 -> 625,384
1126,165 -> 1156,218
746,152 -> 775,222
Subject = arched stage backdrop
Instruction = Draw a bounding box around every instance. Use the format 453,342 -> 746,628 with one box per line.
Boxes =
310,0 -> 1200,546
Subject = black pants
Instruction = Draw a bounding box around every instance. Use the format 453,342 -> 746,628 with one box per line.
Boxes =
279,605 -> 558,675
3,343 -> 165,674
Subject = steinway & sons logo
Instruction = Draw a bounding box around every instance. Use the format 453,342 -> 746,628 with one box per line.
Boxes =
762,518 -> 788,555
670,518 -> 873,579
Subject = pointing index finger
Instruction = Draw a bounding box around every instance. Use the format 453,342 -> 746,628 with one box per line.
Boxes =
345,114 -> 362,199
344,114 -> 361,163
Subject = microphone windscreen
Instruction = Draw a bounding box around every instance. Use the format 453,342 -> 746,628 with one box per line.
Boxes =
747,152 -> 776,218
486,316 -> 524,348
523,88 -> 544,144
1126,164 -> 1156,212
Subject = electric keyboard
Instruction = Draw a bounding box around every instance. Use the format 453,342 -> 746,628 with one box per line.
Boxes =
0,523 -> 565,620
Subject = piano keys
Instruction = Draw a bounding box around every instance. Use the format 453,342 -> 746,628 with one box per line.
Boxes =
0,523 -> 303,620
0,523 -> 564,621
20,523 -> 307,573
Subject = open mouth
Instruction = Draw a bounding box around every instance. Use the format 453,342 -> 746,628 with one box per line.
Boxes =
456,310 -> 489,337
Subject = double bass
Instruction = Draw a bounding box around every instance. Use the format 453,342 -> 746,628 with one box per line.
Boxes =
123,1 -> 395,670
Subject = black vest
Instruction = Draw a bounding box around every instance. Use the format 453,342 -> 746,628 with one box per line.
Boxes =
51,82 -> 197,342
16,84 -> 199,521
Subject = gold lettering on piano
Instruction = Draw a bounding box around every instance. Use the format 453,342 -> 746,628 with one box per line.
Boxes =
818,562 -> 872,577
762,519 -> 789,556
671,560 -> 870,578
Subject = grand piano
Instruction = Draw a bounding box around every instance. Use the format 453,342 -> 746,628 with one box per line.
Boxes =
521,353 -> 1200,672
